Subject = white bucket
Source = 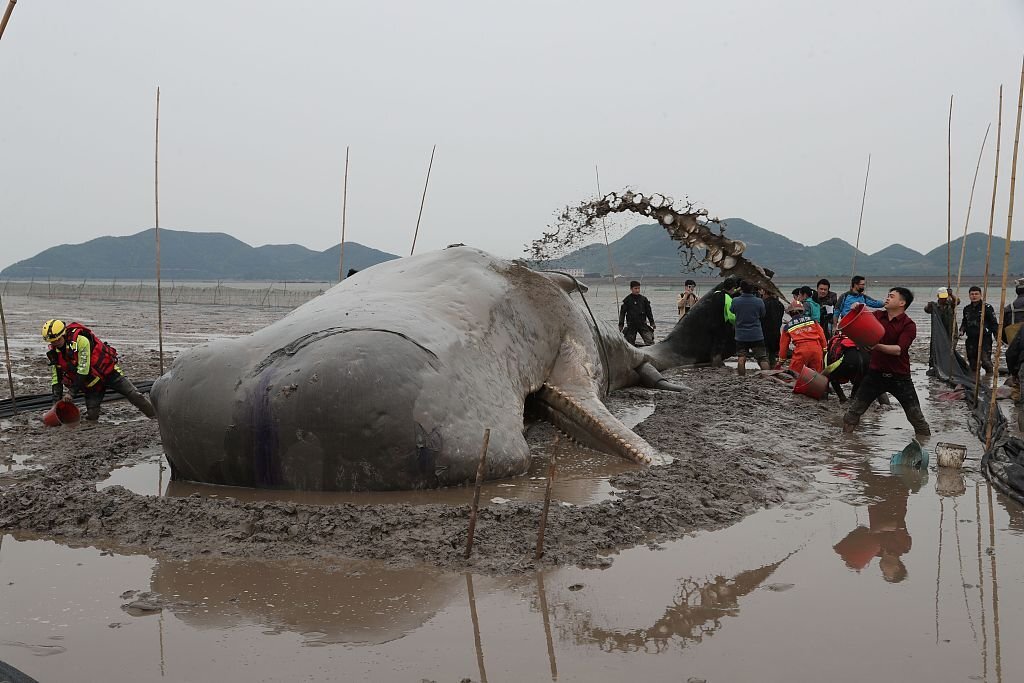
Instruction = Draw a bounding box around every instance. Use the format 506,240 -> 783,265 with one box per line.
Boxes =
935,442 -> 967,469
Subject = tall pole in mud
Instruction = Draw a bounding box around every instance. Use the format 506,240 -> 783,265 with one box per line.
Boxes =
0,0 -> 17,41
0,294 -> 16,414
954,124 -> 991,375
986,59 -> 1024,451
595,165 -> 619,304
465,428 -> 490,559
850,154 -> 871,277
339,146 -> 349,280
948,95 -> 954,293
409,145 -> 436,256
535,449 -> 556,560
977,88 -> 1003,401
154,87 -> 165,376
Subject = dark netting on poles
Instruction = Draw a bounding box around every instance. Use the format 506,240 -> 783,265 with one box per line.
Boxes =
926,307 -> 1024,503
0,381 -> 155,418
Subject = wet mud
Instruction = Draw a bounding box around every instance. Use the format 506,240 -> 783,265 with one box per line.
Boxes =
2,289 -> 1024,682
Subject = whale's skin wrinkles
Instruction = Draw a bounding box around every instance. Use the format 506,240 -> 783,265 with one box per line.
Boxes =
151,247 -> 737,491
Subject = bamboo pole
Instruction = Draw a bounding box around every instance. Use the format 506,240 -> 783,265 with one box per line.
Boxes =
154,87 -> 165,375
850,154 -> 871,277
0,0 -> 17,41
535,450 -> 556,560
409,145 -> 436,256
986,59 -> 1024,451
977,91 -> 1003,400
0,293 -> 16,414
595,165 -> 619,304
953,123 -> 991,378
464,428 -> 490,559
339,146 -> 349,281
948,95 -> 954,292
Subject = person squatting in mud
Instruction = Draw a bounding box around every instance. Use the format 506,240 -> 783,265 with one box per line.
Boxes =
729,279 -> 769,375
959,285 -> 999,375
619,280 -> 656,346
42,319 -> 156,422
842,288 -> 930,436
776,301 -> 827,375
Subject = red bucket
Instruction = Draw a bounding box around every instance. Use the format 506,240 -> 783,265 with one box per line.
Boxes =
836,302 -> 884,347
793,366 -> 828,400
42,400 -> 81,427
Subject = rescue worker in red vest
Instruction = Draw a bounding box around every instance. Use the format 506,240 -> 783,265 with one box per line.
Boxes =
43,319 -> 156,422
776,302 -> 828,375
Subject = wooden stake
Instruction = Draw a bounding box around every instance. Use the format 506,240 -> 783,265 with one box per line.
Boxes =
154,87 -> 165,376
595,165 -> 619,304
948,94 -> 954,292
977,88 -> 1004,401
987,59 -> 1024,451
0,293 -> 17,414
464,428 -> 490,559
339,146 -> 349,281
850,154 -> 871,277
409,145 -> 436,256
0,0 -> 17,41
953,123 -> 991,377
535,447 -> 557,560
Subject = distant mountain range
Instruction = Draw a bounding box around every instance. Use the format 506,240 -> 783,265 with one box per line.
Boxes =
3,220 -> 1023,281
0,229 -> 399,281
545,218 -> 1024,278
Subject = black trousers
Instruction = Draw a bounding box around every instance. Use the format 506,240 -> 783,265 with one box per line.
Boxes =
843,370 -> 930,434
623,323 -> 654,347
964,335 -> 994,373
57,372 -> 155,420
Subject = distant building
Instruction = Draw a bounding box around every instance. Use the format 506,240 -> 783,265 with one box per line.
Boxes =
562,268 -> 584,278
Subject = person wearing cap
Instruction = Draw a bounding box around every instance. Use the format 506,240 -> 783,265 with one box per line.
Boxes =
42,319 -> 156,422
923,287 -> 958,374
677,280 -> 699,320
835,275 -> 884,320
960,285 -> 999,375
618,280 -> 655,346
776,302 -> 828,375
1002,278 -> 1024,343
842,287 -> 930,436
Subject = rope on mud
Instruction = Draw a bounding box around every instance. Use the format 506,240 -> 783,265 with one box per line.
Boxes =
0,380 -> 155,418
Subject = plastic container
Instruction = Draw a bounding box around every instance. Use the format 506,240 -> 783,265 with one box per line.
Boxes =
42,400 -> 81,427
793,366 -> 828,400
836,302 -> 885,347
935,441 -> 967,469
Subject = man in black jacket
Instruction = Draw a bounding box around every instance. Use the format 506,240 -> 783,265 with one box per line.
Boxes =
619,280 -> 656,346
960,285 -> 999,375
813,278 -> 839,338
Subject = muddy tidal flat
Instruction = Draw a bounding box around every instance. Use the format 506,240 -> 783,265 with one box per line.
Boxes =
1,291 -> 1024,682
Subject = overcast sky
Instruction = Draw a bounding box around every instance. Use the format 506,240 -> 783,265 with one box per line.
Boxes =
2,1 -> 1023,271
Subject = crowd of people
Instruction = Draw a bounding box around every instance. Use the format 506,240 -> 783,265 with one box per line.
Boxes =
618,274 -> 1020,436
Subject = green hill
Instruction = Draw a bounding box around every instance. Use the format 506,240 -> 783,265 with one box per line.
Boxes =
0,229 -> 399,281
545,218 -> 1024,278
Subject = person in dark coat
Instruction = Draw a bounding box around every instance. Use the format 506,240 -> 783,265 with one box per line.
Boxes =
618,280 -> 656,346
759,287 -> 786,368
960,285 -> 999,375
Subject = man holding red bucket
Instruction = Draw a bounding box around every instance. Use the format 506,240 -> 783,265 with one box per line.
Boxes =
42,319 -> 156,423
841,288 -> 930,436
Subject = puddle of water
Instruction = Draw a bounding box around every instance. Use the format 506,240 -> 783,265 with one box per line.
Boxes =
98,402 -> 657,507
0,454 -> 43,473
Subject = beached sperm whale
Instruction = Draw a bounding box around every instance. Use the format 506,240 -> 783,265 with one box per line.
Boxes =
151,246 -> 754,491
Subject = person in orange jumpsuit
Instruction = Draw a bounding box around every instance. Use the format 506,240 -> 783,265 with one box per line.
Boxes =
777,302 -> 827,374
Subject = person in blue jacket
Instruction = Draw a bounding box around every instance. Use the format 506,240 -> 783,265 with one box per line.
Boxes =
835,275 -> 884,320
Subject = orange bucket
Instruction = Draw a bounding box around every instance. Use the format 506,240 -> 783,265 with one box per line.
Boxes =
836,302 -> 884,347
793,366 -> 828,400
42,400 -> 81,427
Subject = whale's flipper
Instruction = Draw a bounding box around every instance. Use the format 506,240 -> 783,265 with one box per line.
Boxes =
533,383 -> 667,466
